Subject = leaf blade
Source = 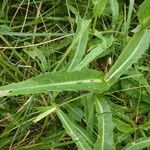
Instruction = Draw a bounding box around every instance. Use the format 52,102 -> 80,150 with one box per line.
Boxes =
94,96 -> 114,150
92,0 -> 108,17
138,0 -> 150,28
109,0 -> 119,28
74,34 -> 114,70
0,69 -> 108,96
56,109 -> 92,150
68,17 -> 90,71
106,29 -> 150,82
122,137 -> 150,150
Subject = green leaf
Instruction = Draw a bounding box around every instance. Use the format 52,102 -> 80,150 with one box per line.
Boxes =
109,0 -> 119,28
74,44 -> 105,71
34,47 -> 48,72
122,137 -> 150,150
33,106 -> 56,123
113,118 -> 135,133
106,29 -> 150,82
138,0 -> 150,28
127,68 -> 150,94
0,69 -> 108,97
94,96 -> 114,150
56,109 -> 92,150
92,0 -> 108,17
23,48 -> 37,59
142,121 -> 150,131
24,47 -> 48,72
66,104 -> 84,122
54,17 -> 91,71
82,93 -> 95,137
115,112 -> 136,128
68,5 -> 79,16
124,0 -> 135,33
68,17 -> 90,71
74,34 -> 114,70
0,137 -> 12,149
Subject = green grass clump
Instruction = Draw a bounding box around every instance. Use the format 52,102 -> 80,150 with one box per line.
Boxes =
0,0 -> 150,149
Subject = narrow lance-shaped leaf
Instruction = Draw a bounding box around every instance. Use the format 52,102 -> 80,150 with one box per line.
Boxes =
122,137 -> 150,150
54,18 -> 90,71
92,0 -> 108,17
56,109 -> 92,150
0,69 -> 108,97
34,47 -> 48,72
68,17 -> 90,71
105,29 -> 150,82
113,118 -> 135,133
138,0 -> 150,28
126,69 -> 150,94
94,96 -> 114,150
74,44 -> 105,71
124,0 -> 135,33
23,47 -> 48,72
109,0 -> 119,28
82,93 -> 95,137
74,34 -> 114,71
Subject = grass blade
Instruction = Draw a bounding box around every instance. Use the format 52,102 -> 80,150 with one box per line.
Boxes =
122,137 -> 150,150
106,29 -> 150,82
0,31 -> 68,37
94,96 -> 114,150
0,69 -> 108,96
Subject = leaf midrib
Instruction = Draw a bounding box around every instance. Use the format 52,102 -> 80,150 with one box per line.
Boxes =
106,31 -> 146,81
97,100 -> 105,150
1,79 -> 102,91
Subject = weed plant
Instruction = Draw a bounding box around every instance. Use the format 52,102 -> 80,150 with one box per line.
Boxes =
0,0 -> 150,149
